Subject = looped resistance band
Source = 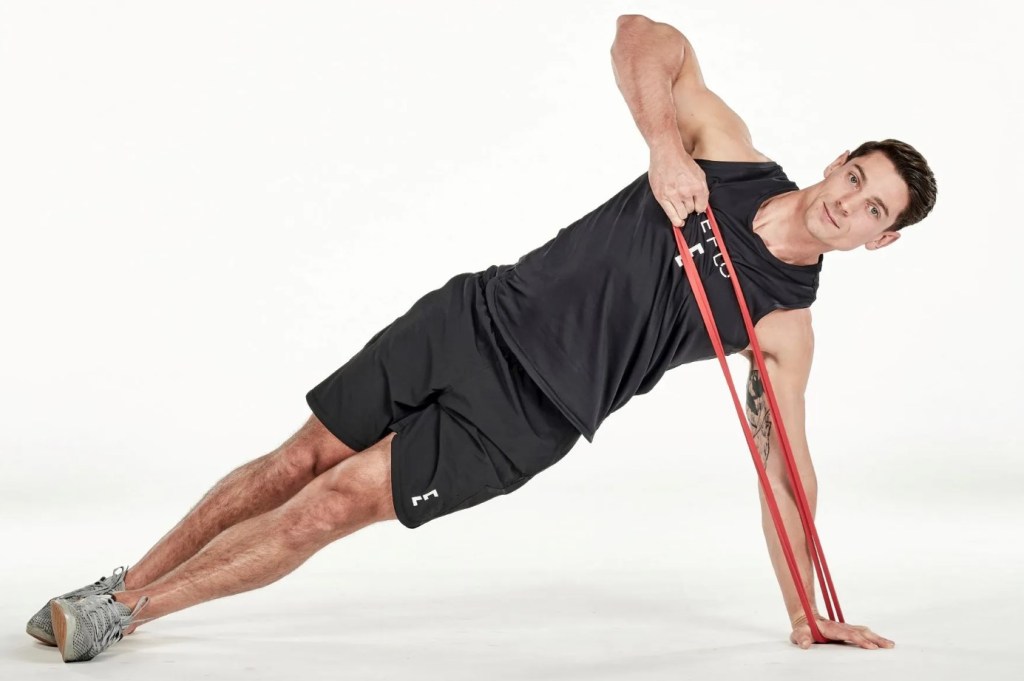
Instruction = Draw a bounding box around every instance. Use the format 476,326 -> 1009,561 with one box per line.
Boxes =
671,204 -> 844,644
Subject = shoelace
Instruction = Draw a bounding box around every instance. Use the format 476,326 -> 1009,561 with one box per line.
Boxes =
671,204 -> 843,644
106,566 -> 127,585
68,565 -> 127,598
81,595 -> 151,655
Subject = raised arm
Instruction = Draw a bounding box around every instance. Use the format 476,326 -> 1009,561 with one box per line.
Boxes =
609,14 -> 767,225
610,14 -> 763,162
609,15 -> 688,153
609,14 -> 710,224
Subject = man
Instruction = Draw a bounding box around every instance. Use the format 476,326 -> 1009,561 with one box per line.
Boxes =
29,14 -> 935,661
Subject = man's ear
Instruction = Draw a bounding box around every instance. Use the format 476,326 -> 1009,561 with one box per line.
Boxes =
864,230 -> 901,251
824,150 -> 851,178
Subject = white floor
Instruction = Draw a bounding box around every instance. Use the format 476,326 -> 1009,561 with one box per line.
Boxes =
3,476 -> 1021,680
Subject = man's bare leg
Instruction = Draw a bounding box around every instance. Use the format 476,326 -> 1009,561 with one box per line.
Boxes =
123,414 -> 362,590
114,431 -> 398,625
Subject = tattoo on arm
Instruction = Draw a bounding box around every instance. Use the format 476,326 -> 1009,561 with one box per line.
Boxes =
746,367 -> 772,464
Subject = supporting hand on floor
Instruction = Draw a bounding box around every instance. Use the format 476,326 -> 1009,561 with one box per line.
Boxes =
789,614 -> 895,650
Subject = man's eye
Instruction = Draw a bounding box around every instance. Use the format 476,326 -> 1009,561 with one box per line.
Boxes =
870,206 -> 879,217
849,173 -> 859,184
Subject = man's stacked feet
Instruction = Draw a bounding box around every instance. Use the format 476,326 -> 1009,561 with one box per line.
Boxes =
26,566 -> 148,662
26,566 -> 128,646
51,594 -> 150,662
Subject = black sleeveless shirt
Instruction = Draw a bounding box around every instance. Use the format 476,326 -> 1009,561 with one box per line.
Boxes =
484,159 -> 823,443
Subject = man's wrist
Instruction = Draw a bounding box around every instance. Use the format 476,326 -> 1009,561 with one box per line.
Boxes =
648,128 -> 686,156
790,610 -> 821,628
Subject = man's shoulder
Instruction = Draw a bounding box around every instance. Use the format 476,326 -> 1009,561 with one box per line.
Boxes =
746,307 -> 814,366
691,139 -> 773,164
671,72 -> 773,163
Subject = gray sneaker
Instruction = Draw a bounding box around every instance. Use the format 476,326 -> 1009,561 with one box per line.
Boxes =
26,566 -> 128,646
51,593 -> 150,662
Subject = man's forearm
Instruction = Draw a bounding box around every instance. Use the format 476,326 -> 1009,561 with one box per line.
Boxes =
761,481 -> 819,627
746,362 -> 819,627
610,16 -> 686,151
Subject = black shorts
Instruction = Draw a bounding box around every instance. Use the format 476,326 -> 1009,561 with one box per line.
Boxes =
305,264 -> 582,529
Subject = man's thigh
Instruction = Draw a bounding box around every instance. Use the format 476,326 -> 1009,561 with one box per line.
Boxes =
304,271 -> 478,456
302,264 -> 582,529
311,431 -> 399,525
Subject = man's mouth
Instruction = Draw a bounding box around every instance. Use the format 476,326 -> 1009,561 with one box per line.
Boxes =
824,203 -> 839,229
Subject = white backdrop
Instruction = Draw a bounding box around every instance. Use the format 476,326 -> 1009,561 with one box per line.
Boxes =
2,1 -> 1021,679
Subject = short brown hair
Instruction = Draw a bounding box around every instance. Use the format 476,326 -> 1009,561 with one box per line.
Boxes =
847,139 -> 937,231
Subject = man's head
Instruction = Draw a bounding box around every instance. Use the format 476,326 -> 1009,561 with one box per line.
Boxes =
808,139 -> 937,252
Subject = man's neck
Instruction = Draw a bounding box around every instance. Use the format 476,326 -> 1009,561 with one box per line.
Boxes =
751,190 -> 829,266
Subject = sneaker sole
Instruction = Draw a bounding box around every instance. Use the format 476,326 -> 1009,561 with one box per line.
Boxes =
50,599 -> 77,663
25,621 -> 57,647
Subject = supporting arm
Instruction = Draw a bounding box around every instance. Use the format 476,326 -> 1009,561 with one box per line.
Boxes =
743,314 -> 818,627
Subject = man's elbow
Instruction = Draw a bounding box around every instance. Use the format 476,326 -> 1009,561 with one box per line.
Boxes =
613,14 -> 686,44
785,471 -> 817,512
612,14 -> 651,54
760,476 -> 818,515
616,14 -> 651,29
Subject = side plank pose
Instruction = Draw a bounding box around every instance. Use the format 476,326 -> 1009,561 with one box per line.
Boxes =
30,15 -> 936,662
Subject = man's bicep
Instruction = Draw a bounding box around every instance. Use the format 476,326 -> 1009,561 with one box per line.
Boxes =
747,312 -> 816,489
761,308 -> 815,393
773,316 -> 814,395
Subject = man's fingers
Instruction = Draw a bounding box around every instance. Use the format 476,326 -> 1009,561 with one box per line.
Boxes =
679,196 -> 693,217
864,631 -> 895,648
832,623 -> 894,650
662,200 -> 683,228
657,184 -> 711,225
843,629 -> 886,650
856,636 -> 880,649
847,634 -> 894,650
856,625 -> 895,648
670,197 -> 690,226
695,192 -> 709,214
829,625 -> 872,648
667,200 -> 684,227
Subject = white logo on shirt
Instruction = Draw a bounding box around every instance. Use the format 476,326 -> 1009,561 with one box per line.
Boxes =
674,217 -> 730,278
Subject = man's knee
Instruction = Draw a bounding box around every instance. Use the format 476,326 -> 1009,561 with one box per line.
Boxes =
281,434 -> 397,545
326,435 -> 397,522
279,413 -> 363,480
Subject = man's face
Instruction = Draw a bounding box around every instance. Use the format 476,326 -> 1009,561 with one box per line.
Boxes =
808,150 -> 911,251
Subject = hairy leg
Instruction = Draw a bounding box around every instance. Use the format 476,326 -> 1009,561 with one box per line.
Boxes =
116,432 -> 397,625
124,413 -> 361,590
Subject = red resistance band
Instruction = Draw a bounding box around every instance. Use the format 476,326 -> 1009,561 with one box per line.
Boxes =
671,204 -> 844,644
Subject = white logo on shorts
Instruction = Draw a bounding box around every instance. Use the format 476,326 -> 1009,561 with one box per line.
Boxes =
411,489 -> 439,507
